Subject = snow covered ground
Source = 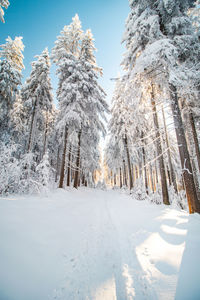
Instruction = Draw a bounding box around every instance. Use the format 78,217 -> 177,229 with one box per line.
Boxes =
0,188 -> 200,300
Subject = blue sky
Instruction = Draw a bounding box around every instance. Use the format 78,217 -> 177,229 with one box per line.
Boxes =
1,0 -> 130,106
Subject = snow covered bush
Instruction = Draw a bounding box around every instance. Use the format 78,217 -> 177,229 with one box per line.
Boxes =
36,152 -> 54,193
131,178 -> 150,201
0,142 -> 20,195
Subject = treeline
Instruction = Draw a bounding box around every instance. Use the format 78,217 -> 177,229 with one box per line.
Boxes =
105,0 -> 200,214
0,15 -> 108,194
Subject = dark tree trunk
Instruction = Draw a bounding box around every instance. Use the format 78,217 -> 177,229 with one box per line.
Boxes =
141,132 -> 149,194
43,111 -> 49,157
151,84 -> 170,205
149,163 -> 154,193
189,111 -> 200,173
119,167 -> 122,188
124,134 -> 133,190
82,174 -> 85,185
59,126 -> 68,188
74,130 -> 81,189
55,146 -> 60,182
27,98 -> 37,152
166,165 -> 172,186
66,144 -> 71,187
154,151 -> 159,185
169,84 -> 200,213
184,111 -> 200,202
114,173 -> 116,186
123,160 -> 128,187
162,106 -> 178,193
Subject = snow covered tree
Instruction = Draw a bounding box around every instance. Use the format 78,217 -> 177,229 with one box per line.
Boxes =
0,0 -> 9,23
0,36 -> 24,72
188,0 -> 200,36
52,15 -> 108,189
0,36 -> 24,139
0,141 -> 20,194
122,0 -> 200,213
36,152 -> 52,192
22,48 -> 53,154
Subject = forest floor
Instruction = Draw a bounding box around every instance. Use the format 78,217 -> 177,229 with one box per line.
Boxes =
0,188 -> 200,300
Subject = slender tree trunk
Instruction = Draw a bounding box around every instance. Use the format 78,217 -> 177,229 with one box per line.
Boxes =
151,84 -> 170,205
78,162 -> 82,187
166,165 -> 172,186
169,84 -> 200,213
82,174 -> 85,185
189,111 -> 200,173
27,98 -> 37,152
123,160 -> 128,187
55,146 -> 60,182
162,106 -> 178,193
59,126 -> 68,188
119,167 -> 122,188
141,132 -> 149,194
184,112 -> 200,202
66,144 -> 71,187
74,130 -> 81,189
124,134 -> 133,190
149,163 -> 154,193
154,151 -> 159,185
114,173 -> 116,186
138,161 -> 142,178
43,111 -> 49,157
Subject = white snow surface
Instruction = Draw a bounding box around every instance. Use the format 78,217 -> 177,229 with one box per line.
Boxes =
0,188 -> 200,300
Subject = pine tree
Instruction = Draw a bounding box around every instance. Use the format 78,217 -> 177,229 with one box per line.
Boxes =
22,48 -> 53,154
52,15 -> 108,189
36,152 -> 52,192
122,0 -> 200,213
0,36 -> 24,139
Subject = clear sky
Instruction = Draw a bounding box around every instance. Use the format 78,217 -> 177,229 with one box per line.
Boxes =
1,0 -> 130,106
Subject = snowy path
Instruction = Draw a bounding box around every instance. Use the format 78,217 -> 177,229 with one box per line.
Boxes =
0,188 -> 200,300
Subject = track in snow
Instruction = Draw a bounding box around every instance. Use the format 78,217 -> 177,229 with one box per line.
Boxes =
0,188 -> 197,300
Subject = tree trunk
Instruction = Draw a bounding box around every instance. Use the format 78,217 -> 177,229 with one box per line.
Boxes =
114,173 -> 116,186
183,111 -> 200,202
66,144 -> 71,187
74,130 -> 81,189
119,167 -> 122,188
151,84 -> 170,205
124,134 -> 133,190
59,126 -> 68,188
27,98 -> 37,152
43,111 -> 49,157
123,160 -> 128,186
149,163 -> 154,193
55,146 -> 60,182
162,106 -> 178,193
169,84 -> 200,213
189,111 -> 200,173
82,174 -> 85,185
141,132 -> 149,194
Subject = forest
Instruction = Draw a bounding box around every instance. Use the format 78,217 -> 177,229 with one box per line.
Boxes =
0,0 -> 200,299
0,0 -> 200,215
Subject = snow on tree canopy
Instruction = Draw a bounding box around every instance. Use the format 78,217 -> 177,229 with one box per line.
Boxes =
0,0 -> 9,23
